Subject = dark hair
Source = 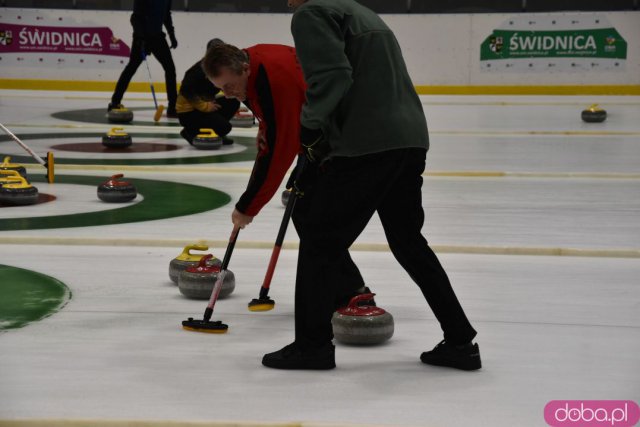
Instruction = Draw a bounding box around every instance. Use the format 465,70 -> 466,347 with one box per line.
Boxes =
201,43 -> 248,79
206,38 -> 225,50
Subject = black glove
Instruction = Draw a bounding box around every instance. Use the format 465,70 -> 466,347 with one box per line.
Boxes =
169,32 -> 178,49
300,125 -> 329,163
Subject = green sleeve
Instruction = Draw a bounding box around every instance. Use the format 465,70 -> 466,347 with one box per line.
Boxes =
291,6 -> 353,130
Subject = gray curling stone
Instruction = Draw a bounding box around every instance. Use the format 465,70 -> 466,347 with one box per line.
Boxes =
193,128 -> 222,150
102,128 -> 132,148
107,107 -> 134,124
581,105 -> 607,123
97,174 -> 137,203
0,173 -> 39,206
332,293 -> 394,345
168,243 -> 222,284
1,157 -> 28,179
281,188 -> 292,207
229,107 -> 255,128
178,254 -> 235,299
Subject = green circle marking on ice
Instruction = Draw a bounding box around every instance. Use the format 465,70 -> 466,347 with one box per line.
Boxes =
52,107 -> 183,127
0,175 -> 231,231
0,265 -> 71,330
0,132 -> 257,165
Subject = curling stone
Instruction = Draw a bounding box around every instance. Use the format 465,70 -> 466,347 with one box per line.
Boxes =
102,127 -> 132,148
107,106 -> 134,124
281,188 -> 292,207
581,104 -> 607,123
193,128 -> 223,150
169,243 -> 222,284
230,107 -> 255,128
0,170 -> 39,205
178,254 -> 235,299
331,293 -> 394,345
97,174 -> 137,203
0,156 -> 27,179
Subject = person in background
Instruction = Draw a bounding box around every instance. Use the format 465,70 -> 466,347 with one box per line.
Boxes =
177,39 -> 240,145
108,0 -> 178,118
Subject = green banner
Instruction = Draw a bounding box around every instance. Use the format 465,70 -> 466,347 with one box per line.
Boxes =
481,28 -> 627,61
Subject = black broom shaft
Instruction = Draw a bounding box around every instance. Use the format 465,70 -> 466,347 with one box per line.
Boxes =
275,155 -> 307,245
220,228 -> 239,270
202,227 -> 239,321
275,190 -> 297,245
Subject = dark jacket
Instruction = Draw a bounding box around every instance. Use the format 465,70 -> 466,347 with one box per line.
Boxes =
176,60 -> 222,113
131,0 -> 175,38
291,0 -> 429,158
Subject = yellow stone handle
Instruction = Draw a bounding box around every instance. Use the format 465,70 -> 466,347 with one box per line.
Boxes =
587,104 -> 602,112
197,128 -> 218,138
0,170 -> 29,187
175,243 -> 212,262
107,127 -> 128,137
182,244 -> 209,257
0,169 -> 21,178
1,156 -> 12,166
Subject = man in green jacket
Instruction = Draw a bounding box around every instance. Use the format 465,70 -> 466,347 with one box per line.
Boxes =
262,0 -> 480,371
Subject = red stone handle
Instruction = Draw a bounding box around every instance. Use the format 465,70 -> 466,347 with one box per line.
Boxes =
347,293 -> 376,309
197,254 -> 214,268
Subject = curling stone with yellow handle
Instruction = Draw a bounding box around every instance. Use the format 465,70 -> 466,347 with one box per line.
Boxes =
0,170 -> 39,205
107,105 -> 134,124
178,254 -> 235,299
169,244 -> 222,284
102,127 -> 132,149
193,128 -> 222,150
581,104 -> 607,123
0,156 -> 27,179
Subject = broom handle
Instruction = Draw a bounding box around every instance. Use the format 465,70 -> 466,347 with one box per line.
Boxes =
142,51 -> 159,109
0,123 -> 47,166
259,156 -> 307,294
203,227 -> 240,321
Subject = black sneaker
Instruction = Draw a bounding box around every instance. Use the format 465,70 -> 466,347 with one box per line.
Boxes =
166,108 -> 178,118
262,342 -> 336,370
420,340 -> 481,371
222,137 -> 234,145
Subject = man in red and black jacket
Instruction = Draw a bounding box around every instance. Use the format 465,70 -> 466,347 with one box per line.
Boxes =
204,43 -> 304,219
202,42 -> 370,310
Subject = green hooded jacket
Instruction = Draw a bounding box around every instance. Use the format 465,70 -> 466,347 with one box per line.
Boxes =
291,0 -> 429,158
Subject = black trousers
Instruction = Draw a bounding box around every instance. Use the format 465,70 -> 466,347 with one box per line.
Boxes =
111,35 -> 177,110
294,148 -> 477,348
292,160 -> 366,308
177,98 -> 240,142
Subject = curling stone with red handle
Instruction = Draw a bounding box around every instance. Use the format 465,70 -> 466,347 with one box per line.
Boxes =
332,293 -> 394,345
178,254 -> 235,299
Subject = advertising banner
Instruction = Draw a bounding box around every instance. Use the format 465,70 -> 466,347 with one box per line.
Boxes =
480,15 -> 627,72
0,9 -> 130,70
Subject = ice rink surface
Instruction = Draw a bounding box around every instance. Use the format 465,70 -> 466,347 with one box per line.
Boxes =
0,90 -> 639,426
